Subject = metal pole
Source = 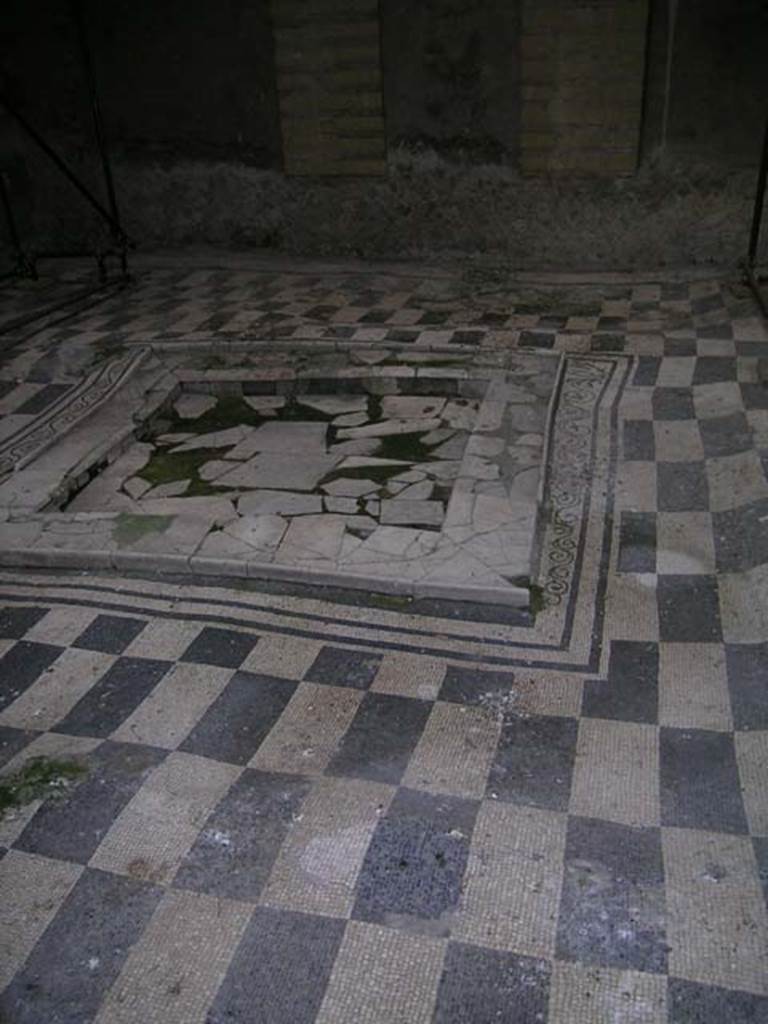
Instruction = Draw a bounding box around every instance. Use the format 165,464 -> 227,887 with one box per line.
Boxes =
748,108 -> 768,268
68,0 -> 127,272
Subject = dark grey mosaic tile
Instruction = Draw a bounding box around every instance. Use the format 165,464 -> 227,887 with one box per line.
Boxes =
582,640 -> 659,724
14,382 -> 72,416
618,511 -> 657,573
0,605 -> 49,638
713,498 -> 768,573
0,867 -> 162,1024
691,293 -> 725,315
0,724 -> 37,768
623,420 -> 656,461
699,412 -> 753,458
632,357 -> 661,387
54,656 -> 172,738
753,837 -> 768,913
556,816 -> 667,972
433,942 -> 551,1024
725,643 -> 768,731
740,382 -> 768,410
657,461 -> 709,512
180,671 -> 296,765
0,641 -> 63,712
591,333 -> 626,353
664,339 -> 697,356
305,645 -> 382,690
660,727 -> 748,834
692,356 -> 738,385
179,625 -> 259,669
438,666 -> 516,707
657,575 -> 722,643
518,330 -> 555,349
652,387 -> 695,421
174,768 -> 309,901
206,907 -> 345,1024
14,741 -> 166,863
73,613 -> 147,655
487,714 -> 578,811
326,692 -> 432,785
667,977 -> 768,1024
352,787 -> 478,929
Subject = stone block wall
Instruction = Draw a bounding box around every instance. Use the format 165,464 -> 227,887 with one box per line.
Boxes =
272,0 -> 386,175
519,0 -> 649,175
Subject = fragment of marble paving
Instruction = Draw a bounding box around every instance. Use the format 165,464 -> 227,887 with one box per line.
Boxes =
421,427 -> 454,445
274,514 -> 346,563
174,393 -> 218,419
380,396 -> 446,420
142,479 -> 190,500
364,498 -> 380,516
460,455 -> 500,481
333,411 -> 370,428
322,477 -> 379,498
237,490 -> 323,516
430,434 -> 467,459
507,466 -> 541,500
324,496 -> 360,514
244,396 -> 285,415
389,469 -> 427,487
380,499 -> 444,527
297,395 -> 367,416
423,460 -> 462,481
67,443 -> 154,511
113,512 -> 213,556
336,417 -> 441,440
226,421 -> 329,460
466,435 -> 505,458
340,533 -> 364,559
215,453 -> 340,491
328,438 -> 380,457
506,446 -> 540,469
328,513 -> 378,534
198,459 -> 234,482
505,403 -> 546,433
442,400 -> 478,430
351,348 -> 390,365
138,496 -> 237,527
419,547 -> 511,588
394,480 -> 434,501
340,525 -> 440,563
515,432 -> 544,447
223,514 -> 287,552
196,530 -> 263,561
458,530 -> 533,577
123,476 -> 151,500
502,384 -> 537,404
156,432 -> 196,446
474,401 -> 505,434
339,456 -> 410,470
172,425 -> 256,452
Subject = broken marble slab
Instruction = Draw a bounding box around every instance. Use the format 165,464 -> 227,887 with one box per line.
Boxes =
274,514 -> 346,563
174,393 -> 217,419
173,425 -> 256,452
226,421 -> 328,460
422,460 -> 462,481
466,435 -> 505,458
297,395 -> 367,416
142,480 -> 190,500
422,427 -> 454,445
380,499 -> 444,527
156,432 -> 196,446
198,459 -> 234,482
244,396 -> 285,415
215,453 -> 340,491
322,477 -> 379,498
138,496 -> 237,527
333,411 -> 369,428
340,525 -> 441,565
123,476 -> 151,500
380,396 -> 446,420
223,514 -> 287,552
442,400 -> 478,430
336,417 -> 441,440
328,439 -> 380,457
323,497 -> 360,514
430,434 -> 467,459
394,480 -> 433,501
237,490 -> 322,516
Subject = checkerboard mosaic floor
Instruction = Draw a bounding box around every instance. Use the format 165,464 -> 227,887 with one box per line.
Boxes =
0,256 -> 767,1023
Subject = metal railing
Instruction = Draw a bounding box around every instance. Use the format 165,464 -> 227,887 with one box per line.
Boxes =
0,0 -> 131,285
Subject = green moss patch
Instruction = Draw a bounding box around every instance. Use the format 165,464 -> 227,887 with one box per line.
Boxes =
0,757 -> 88,820
113,513 -> 173,546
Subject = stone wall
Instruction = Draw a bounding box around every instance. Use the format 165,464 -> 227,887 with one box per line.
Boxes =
519,0 -> 649,175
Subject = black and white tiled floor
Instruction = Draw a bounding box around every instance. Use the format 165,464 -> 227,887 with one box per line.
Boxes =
0,256 -> 767,1023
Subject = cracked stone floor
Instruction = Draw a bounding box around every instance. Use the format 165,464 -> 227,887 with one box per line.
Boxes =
0,254 -> 767,1024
